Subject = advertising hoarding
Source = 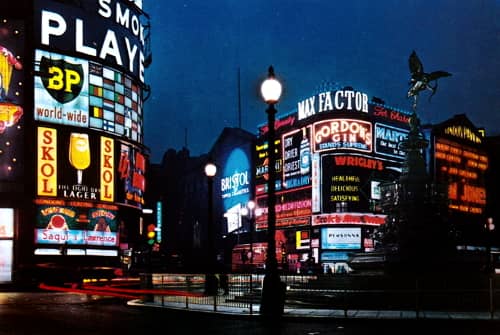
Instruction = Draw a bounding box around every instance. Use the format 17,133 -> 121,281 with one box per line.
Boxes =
37,126 -> 146,209
321,155 -> 370,213
434,137 -> 487,214
320,153 -> 401,213
313,118 -> 372,153
282,126 -> 311,190
34,0 -> 147,83
34,50 -> 143,143
255,137 -> 282,195
221,147 -> 251,211
312,213 -> 386,226
116,141 -> 145,208
374,123 -> 408,159
34,199 -> 119,247
217,143 -> 253,235
255,187 -> 312,230
37,126 -> 113,201
321,227 -> 361,250
297,89 -> 369,121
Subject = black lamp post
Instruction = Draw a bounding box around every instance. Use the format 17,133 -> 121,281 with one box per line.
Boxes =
259,66 -> 285,318
486,217 -> 495,273
204,162 -> 217,295
241,200 -> 256,270
247,200 -> 256,268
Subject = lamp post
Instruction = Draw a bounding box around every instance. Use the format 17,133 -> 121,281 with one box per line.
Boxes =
204,162 -> 217,295
486,217 -> 495,273
241,200 -> 256,270
247,200 -> 256,268
260,66 -> 285,318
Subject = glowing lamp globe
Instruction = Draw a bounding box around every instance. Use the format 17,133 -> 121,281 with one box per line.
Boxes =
260,66 -> 282,104
204,163 -> 217,177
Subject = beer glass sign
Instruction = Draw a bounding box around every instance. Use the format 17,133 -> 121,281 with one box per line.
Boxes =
69,133 -> 90,184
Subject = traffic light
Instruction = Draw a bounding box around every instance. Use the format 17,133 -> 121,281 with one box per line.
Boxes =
147,223 -> 156,245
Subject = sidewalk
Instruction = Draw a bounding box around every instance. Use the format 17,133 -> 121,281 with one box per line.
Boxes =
127,296 -> 500,321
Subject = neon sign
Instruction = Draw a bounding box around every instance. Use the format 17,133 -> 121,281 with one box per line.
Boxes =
36,0 -> 147,82
259,115 -> 296,135
313,119 -> 372,153
100,136 -> 114,202
298,89 -> 369,121
327,175 -> 361,202
371,105 -> 410,124
444,125 -> 482,144
374,123 -> 408,159
435,137 -> 488,214
332,155 -> 384,171
255,187 -> 312,229
282,127 -> 311,189
312,213 -> 386,226
37,127 -> 57,196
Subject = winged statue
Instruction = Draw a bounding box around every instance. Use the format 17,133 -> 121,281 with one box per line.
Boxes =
407,50 -> 451,108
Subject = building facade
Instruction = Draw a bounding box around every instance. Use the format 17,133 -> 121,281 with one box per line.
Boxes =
246,86 -> 412,273
0,0 -> 151,285
231,89 -> 492,274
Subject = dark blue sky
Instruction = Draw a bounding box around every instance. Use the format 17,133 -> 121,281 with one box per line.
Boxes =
143,0 -> 499,163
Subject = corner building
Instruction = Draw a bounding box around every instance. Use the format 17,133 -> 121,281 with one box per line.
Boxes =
0,1 -> 151,285
252,86 -> 412,273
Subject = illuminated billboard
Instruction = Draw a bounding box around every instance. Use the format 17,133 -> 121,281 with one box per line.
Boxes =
374,123 -> 408,159
34,50 -> 143,143
255,86 -> 413,233
34,0 -> 148,83
221,147 -> 251,212
36,126 -> 146,209
313,118 -> 372,153
321,154 -> 384,213
312,213 -> 386,226
34,199 -> 119,247
255,137 -> 282,195
255,187 -> 311,230
37,126 -> 114,202
0,19 -> 24,182
369,104 -> 411,126
282,126 -> 311,190
116,141 -> 145,208
321,227 -> 362,250
297,89 -> 369,121
434,137 -> 487,214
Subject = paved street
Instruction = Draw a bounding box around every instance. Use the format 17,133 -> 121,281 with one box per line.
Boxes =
1,290 -> 500,334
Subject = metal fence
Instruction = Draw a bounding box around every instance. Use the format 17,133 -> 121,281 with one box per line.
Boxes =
139,273 -> 499,317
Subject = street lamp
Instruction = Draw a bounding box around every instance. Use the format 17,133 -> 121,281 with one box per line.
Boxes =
260,66 -> 285,318
204,162 -> 217,295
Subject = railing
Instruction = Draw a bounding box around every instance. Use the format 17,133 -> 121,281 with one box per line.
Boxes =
139,273 -> 499,317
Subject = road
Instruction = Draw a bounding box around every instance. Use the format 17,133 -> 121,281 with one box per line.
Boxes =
1,291 -> 500,334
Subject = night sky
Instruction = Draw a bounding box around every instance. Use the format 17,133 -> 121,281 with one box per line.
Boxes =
143,0 -> 499,163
